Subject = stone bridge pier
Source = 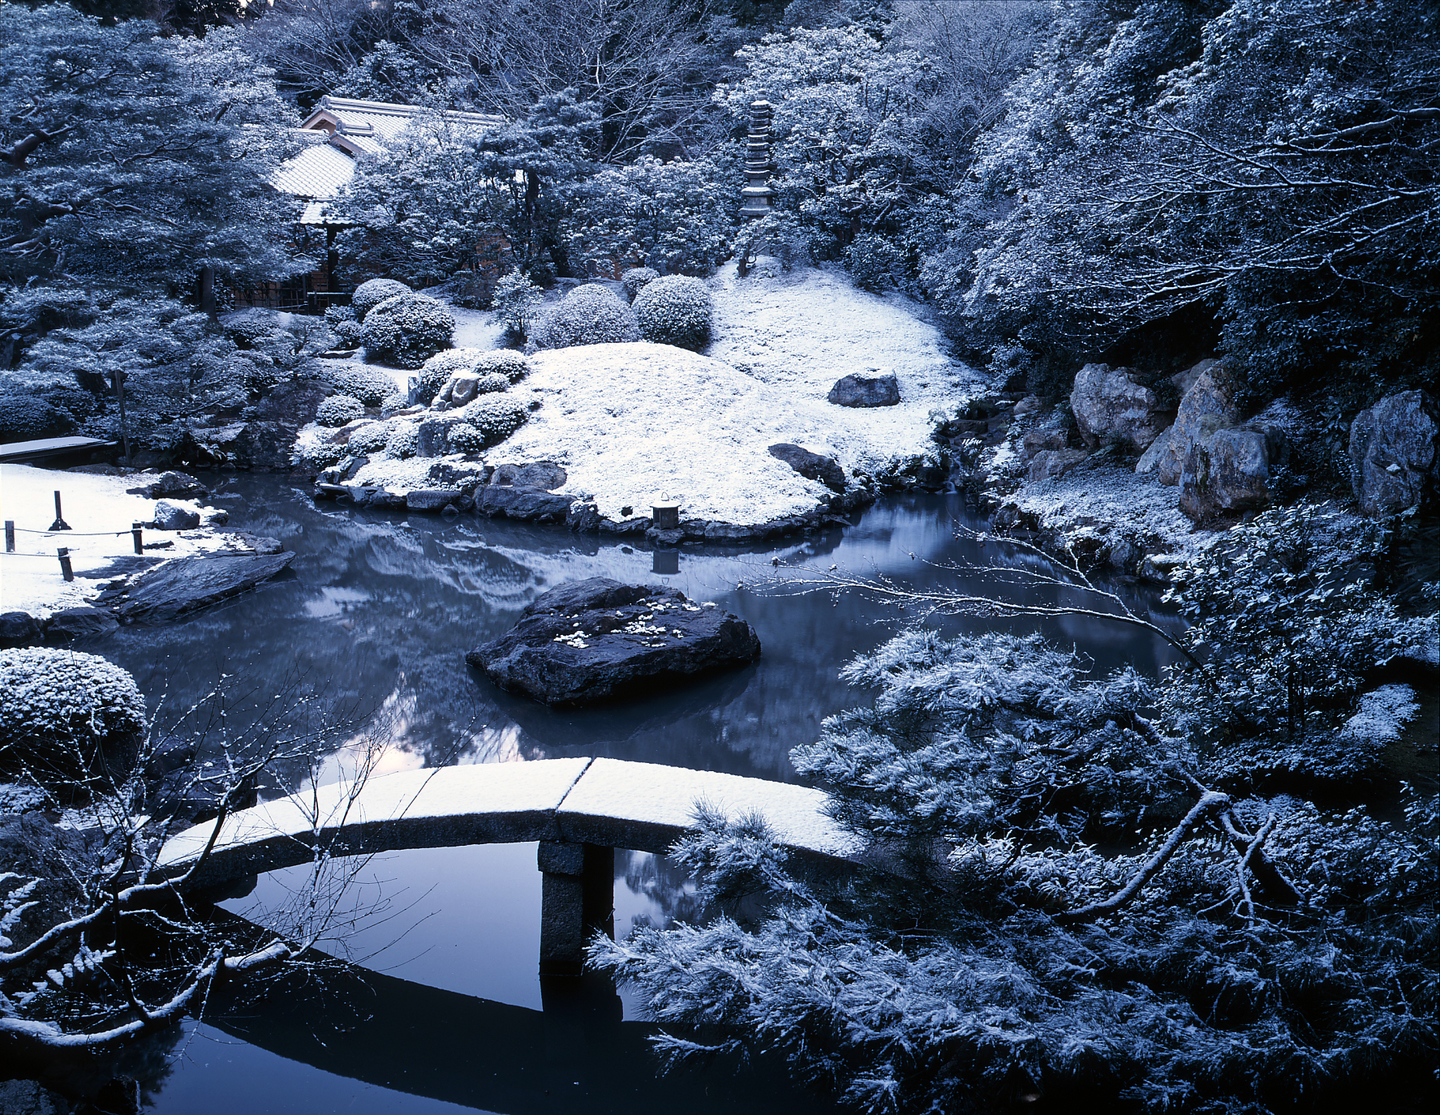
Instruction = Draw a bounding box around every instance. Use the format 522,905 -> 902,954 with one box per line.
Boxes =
537,840 -> 615,975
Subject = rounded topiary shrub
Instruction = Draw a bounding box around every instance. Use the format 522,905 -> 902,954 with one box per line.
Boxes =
621,267 -> 659,302
462,393 -> 529,448
634,275 -> 714,352
532,285 -> 639,350
417,348 -> 483,405
316,394 -> 365,427
361,293 -> 456,369
474,349 -> 530,384
330,318 -> 364,348
0,648 -> 147,787
0,395 -> 76,442
346,420 -> 395,455
351,278 -> 412,322
326,364 -> 398,407
385,421 -> 419,459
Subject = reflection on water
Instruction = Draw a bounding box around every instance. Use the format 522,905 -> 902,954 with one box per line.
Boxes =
99,476 -> 1181,1115
101,476 -> 1182,797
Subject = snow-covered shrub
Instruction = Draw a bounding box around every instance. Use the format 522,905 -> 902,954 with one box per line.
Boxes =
492,270 -> 542,341
346,420 -> 395,455
447,422 -> 486,453
293,431 -> 345,470
532,284 -> 639,350
316,394 -> 364,427
621,267 -> 659,302
461,392 -> 528,447
380,389 -> 407,415
361,293 -> 455,369
846,233 -> 907,292
385,421 -> 419,459
324,364 -> 395,406
0,394 -> 76,441
475,349 -> 530,384
0,648 -> 147,786
351,278 -> 412,322
330,318 -> 364,348
416,348 -> 483,405
324,304 -> 355,327
634,275 -> 713,352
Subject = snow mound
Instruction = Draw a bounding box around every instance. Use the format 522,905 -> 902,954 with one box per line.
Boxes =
491,340 -> 964,524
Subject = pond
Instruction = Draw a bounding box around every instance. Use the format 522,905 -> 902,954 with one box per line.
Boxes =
92,475 -> 1181,1114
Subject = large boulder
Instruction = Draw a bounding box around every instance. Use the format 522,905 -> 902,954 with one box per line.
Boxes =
767,443 -> 845,493
0,612 -> 43,649
477,486 -> 574,522
94,553 -> 295,623
153,500 -> 201,531
491,461 -> 568,491
1070,363 -> 1170,451
1179,426 -> 1276,522
828,370 -> 900,408
1349,389 -> 1439,517
468,577 -> 761,706
43,607 -> 118,642
1156,367 -> 1238,485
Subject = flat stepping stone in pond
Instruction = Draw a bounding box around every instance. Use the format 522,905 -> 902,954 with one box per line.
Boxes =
94,552 -> 295,623
467,577 -> 760,706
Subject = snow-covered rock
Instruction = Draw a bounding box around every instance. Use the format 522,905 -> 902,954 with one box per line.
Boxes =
828,369 -> 900,407
1070,363 -> 1170,451
1348,389 -> 1439,517
468,577 -> 761,706
1157,366 -> 1236,485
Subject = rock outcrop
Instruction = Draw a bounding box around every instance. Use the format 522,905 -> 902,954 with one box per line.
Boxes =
94,552 -> 295,623
468,577 -> 761,706
1155,366 -> 1236,485
1349,389 -> 1438,517
1179,426 -> 1276,522
153,500 -> 201,531
828,370 -> 900,408
1070,363 -> 1170,451
768,443 -> 845,493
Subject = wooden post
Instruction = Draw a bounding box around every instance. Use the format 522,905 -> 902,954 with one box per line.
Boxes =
4,521 -> 12,553
50,490 -> 71,531
57,547 -> 73,582
132,522 -> 144,555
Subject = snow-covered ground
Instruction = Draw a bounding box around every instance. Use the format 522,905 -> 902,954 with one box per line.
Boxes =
485,263 -> 986,523
0,464 -> 227,618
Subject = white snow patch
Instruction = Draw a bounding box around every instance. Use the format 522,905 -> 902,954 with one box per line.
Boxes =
0,464 -> 233,618
492,337 -> 971,524
1338,684 -> 1420,746
559,757 -> 862,859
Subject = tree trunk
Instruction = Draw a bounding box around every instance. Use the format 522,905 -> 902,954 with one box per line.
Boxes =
198,265 -> 218,318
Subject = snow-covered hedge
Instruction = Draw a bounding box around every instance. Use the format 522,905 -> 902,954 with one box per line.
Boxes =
0,648 -> 147,785
621,267 -> 659,302
532,284 -> 639,350
330,318 -> 364,348
316,395 -> 364,427
351,278 -> 412,322
324,364 -> 395,406
461,392 -> 529,447
635,275 -> 713,352
361,293 -> 455,369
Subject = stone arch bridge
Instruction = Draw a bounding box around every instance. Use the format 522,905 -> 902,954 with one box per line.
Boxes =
159,757 -> 861,973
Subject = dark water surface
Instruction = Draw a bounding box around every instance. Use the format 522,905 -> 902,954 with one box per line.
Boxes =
104,475 -> 1180,1115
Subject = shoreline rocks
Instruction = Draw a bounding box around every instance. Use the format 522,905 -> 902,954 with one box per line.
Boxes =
468,577 -> 762,706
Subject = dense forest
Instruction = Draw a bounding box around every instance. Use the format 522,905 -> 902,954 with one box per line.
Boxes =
1,2 -> 1436,1113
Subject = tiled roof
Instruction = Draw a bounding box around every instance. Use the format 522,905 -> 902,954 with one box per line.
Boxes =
271,136 -> 356,200
273,96 -> 507,223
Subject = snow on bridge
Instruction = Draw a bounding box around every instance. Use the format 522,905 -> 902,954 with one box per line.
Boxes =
160,757 -> 861,971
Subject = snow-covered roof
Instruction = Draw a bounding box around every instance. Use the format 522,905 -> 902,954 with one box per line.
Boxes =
271,96 -> 508,223
299,95 -> 506,157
